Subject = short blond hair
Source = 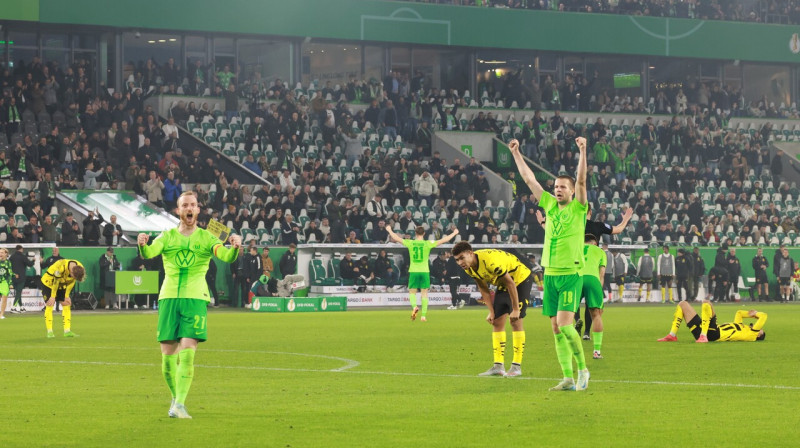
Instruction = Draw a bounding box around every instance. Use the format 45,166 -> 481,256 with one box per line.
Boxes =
0,248 -> 8,256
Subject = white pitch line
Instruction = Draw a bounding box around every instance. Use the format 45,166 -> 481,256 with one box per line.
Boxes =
0,358 -> 798,391
0,345 -> 360,372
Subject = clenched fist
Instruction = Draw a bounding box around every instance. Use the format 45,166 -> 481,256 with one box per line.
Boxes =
576,137 -> 587,152
508,139 -> 520,154
137,233 -> 149,246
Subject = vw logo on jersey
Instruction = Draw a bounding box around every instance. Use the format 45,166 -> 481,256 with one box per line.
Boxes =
175,250 -> 196,268
549,212 -> 575,237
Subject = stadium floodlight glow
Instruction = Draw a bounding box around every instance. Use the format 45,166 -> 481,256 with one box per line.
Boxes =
169,38 -> 177,42
148,40 -> 155,44
158,39 -> 166,43
481,60 -> 506,64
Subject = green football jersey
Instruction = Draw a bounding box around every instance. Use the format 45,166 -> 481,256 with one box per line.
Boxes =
402,239 -> 437,273
0,259 -> 11,284
578,244 -> 607,280
140,228 -> 223,302
540,191 -> 587,275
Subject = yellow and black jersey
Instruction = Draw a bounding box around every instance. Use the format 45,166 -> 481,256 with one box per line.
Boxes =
716,310 -> 768,342
41,259 -> 84,297
465,249 -> 531,291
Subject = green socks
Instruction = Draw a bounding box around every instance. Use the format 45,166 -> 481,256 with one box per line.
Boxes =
560,325 -> 587,371
553,332 -> 573,377
409,293 -> 418,309
421,295 -> 428,317
592,331 -> 603,352
176,349 -> 196,405
161,354 -> 178,400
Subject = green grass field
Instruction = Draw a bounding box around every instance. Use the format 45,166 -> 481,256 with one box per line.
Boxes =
2,303 -> 799,447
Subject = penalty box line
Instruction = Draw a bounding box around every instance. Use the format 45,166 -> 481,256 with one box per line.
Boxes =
1,357 -> 798,391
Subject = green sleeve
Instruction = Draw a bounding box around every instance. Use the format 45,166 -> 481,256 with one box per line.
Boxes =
401,239 -> 412,250
214,244 -> 240,263
539,191 -> 555,212
140,232 -> 167,259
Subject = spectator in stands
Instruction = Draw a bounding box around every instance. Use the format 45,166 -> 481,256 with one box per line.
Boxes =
304,220 -> 324,243
279,244 -> 297,278
414,171 -> 439,206
223,83 -> 239,123
473,171 -> 490,204
22,215 -> 42,244
416,121 -> 432,154
163,171 -> 182,211
41,215 -> 58,243
144,170 -> 164,207
366,193 -> 386,227
103,214 -> 123,246
82,209 -> 103,246
278,214 -> 299,245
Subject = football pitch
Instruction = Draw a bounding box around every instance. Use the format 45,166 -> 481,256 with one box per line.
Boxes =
2,303 -> 798,447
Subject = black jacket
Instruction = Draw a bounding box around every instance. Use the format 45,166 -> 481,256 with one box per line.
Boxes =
10,250 -> 34,278
675,253 -> 694,278
103,222 -> 123,246
279,250 -> 297,277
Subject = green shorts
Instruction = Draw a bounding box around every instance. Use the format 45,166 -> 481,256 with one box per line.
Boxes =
581,275 -> 604,310
407,272 -> 431,290
157,299 -> 209,343
0,281 -> 8,296
542,273 -> 583,317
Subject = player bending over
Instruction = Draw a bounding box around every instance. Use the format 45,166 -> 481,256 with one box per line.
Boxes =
138,191 -> 241,419
657,301 -> 767,343
386,225 -> 458,322
453,242 -> 533,377
41,258 -> 86,338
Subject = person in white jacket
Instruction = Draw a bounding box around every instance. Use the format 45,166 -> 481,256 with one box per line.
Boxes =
414,171 -> 439,206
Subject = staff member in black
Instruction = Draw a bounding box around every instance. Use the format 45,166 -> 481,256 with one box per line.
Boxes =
10,245 -> 34,312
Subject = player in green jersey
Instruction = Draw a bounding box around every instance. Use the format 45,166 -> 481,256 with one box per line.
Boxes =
579,234 -> 607,359
0,248 -> 11,319
138,191 -> 241,419
386,225 -> 459,321
509,136 -> 590,391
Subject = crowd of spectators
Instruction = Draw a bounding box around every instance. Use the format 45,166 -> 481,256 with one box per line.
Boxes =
403,0 -> 800,25
3,50 -> 800,253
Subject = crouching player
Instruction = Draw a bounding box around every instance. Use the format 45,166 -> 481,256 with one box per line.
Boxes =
452,242 -> 533,378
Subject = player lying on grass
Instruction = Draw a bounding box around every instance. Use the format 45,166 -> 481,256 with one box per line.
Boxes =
452,241 -> 533,378
657,301 -> 767,343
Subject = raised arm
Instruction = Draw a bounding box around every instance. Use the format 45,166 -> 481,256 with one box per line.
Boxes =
213,234 -> 242,263
385,225 -> 404,244
612,207 -> 633,235
575,136 -> 587,205
434,228 -> 459,247
508,139 -> 544,201
735,309 -> 768,330
138,233 -> 164,259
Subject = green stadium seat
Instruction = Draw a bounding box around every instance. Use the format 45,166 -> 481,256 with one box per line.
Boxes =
329,258 -> 352,285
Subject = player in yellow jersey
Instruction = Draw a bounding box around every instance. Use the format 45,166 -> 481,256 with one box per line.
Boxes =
40,258 -> 86,338
657,300 -> 767,342
453,241 -> 533,378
